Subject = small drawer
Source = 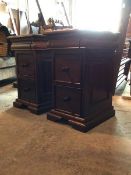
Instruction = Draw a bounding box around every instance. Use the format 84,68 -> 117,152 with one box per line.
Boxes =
55,86 -> 81,115
18,79 -> 36,103
55,54 -> 81,85
17,53 -> 35,78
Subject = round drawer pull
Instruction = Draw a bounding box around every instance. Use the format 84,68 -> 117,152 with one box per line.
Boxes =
23,87 -> 31,92
22,63 -> 29,67
61,67 -> 70,72
63,96 -> 71,102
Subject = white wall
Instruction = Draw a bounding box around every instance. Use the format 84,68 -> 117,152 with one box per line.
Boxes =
72,0 -> 122,32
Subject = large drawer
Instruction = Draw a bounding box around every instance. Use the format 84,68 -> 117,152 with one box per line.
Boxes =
55,85 -> 81,115
18,79 -> 36,103
16,53 -> 35,78
54,53 -> 81,85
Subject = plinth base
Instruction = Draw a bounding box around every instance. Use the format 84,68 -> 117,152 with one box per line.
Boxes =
47,108 -> 115,132
13,99 -> 51,114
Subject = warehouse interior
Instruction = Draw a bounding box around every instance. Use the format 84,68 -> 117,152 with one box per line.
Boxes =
0,0 -> 131,175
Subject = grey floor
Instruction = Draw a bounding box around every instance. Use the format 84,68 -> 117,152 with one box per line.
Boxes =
115,80 -> 127,96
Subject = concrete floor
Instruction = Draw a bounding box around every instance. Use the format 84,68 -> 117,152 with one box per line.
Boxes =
0,85 -> 131,175
122,80 -> 131,100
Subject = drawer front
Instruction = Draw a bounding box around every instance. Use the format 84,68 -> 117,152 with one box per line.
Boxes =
55,54 -> 81,85
18,79 -> 36,103
55,86 -> 81,115
17,53 -> 35,78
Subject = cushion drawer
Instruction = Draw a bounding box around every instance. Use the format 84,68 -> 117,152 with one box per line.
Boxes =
55,85 -> 81,115
18,79 -> 36,103
55,54 -> 81,85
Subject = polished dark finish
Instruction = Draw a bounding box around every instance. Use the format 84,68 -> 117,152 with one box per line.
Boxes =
9,30 -> 119,131
15,50 -> 53,114
9,35 -> 53,114
46,30 -> 119,132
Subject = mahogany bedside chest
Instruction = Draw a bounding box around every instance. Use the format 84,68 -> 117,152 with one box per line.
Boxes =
47,30 -> 120,132
8,35 -> 53,114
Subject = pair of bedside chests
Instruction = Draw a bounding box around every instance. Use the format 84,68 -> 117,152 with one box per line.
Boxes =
8,30 -> 120,132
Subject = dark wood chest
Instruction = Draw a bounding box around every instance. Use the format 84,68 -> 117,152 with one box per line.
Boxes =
9,35 -> 53,114
47,47 -> 116,132
9,30 -> 119,131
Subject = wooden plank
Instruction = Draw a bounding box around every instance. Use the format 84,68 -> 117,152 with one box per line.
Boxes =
35,0 -> 46,26
112,0 -> 131,94
8,7 -> 18,35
